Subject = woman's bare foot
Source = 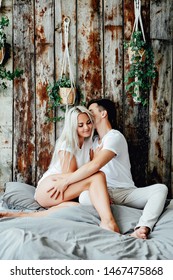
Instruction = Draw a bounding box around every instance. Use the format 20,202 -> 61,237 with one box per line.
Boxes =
100,220 -> 120,233
130,226 -> 150,239
0,202 -> 79,219
0,211 -> 26,218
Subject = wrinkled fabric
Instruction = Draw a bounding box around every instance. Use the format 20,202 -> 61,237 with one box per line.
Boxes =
0,203 -> 173,260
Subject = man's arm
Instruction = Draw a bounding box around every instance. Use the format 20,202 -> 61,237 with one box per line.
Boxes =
65,149 -> 115,186
48,149 -> 115,200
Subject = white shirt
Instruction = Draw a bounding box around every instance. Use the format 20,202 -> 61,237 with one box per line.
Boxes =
38,138 -> 92,186
92,129 -> 136,189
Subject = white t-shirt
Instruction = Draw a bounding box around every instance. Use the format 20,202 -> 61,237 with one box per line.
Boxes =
92,129 -> 136,189
38,138 -> 92,186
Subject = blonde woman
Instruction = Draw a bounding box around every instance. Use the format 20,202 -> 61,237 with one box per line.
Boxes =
1,106 -> 119,233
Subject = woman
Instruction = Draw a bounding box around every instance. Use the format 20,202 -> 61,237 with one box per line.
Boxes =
1,106 -> 119,233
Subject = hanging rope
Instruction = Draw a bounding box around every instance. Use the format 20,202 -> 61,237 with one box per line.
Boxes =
132,0 -> 145,41
132,0 -> 146,103
61,16 -> 75,87
59,16 -> 76,109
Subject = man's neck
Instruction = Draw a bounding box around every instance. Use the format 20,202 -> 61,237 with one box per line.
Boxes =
96,121 -> 112,140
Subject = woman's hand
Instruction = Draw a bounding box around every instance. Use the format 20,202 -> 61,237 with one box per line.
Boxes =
94,144 -> 103,158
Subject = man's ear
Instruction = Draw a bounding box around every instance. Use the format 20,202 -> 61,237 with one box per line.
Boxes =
101,110 -> 108,118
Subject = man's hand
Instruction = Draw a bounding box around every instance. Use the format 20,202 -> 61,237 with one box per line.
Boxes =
46,176 -> 69,200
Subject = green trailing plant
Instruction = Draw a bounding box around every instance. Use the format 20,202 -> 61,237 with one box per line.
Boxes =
46,76 -> 74,122
0,16 -> 9,49
0,16 -> 23,89
124,31 -> 157,105
0,66 -> 23,89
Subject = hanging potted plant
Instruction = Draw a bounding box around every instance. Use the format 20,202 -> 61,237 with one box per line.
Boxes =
124,30 -> 157,105
46,77 -> 85,123
57,75 -> 76,105
0,16 -> 9,64
47,75 -> 76,107
46,75 -> 77,123
46,16 -> 78,122
47,73 -> 76,106
126,30 -> 146,65
124,0 -> 157,105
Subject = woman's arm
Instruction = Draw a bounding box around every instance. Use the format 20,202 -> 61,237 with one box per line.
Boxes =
59,150 -> 77,173
46,151 -> 77,199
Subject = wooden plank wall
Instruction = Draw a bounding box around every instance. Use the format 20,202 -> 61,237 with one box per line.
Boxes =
0,0 -> 172,197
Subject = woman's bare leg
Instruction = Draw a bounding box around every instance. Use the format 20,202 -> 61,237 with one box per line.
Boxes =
35,172 -> 120,233
0,202 -> 79,219
87,172 -> 120,233
1,173 -> 119,233
35,174 -> 85,208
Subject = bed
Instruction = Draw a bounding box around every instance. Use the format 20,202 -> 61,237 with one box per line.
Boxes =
0,182 -> 173,260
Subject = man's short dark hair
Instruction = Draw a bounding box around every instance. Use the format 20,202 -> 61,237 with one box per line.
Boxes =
87,98 -> 116,129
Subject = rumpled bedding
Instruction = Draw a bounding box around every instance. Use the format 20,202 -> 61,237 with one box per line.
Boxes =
0,202 -> 173,259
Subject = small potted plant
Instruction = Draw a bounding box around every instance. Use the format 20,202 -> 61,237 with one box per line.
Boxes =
124,30 -> 157,105
47,75 -> 76,105
46,75 -> 77,122
0,16 -> 9,64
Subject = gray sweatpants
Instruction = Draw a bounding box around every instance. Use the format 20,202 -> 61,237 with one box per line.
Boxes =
79,184 -> 168,231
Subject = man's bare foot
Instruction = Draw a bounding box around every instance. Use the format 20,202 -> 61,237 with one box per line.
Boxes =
100,220 -> 120,233
130,226 -> 150,239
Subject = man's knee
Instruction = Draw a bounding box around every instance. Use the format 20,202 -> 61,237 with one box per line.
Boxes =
79,190 -> 92,205
154,183 -> 168,197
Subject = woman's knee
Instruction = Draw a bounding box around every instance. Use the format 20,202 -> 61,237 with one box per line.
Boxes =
92,171 -> 106,181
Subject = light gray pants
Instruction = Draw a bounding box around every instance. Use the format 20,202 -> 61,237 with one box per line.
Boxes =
79,184 -> 168,231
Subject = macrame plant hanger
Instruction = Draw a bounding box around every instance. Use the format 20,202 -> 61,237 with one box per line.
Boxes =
131,0 -> 146,103
60,16 -> 76,107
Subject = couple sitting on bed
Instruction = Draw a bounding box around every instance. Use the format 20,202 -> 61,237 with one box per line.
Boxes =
1,98 -> 168,239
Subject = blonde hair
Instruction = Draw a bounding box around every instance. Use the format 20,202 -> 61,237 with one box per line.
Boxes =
49,106 -> 94,168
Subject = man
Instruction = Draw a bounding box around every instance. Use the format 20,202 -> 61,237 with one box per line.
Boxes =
50,98 -> 168,239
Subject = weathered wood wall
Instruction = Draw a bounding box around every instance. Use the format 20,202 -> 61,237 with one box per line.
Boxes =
0,0 -> 172,197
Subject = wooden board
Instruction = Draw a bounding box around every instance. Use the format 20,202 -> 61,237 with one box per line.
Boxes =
149,0 -> 173,195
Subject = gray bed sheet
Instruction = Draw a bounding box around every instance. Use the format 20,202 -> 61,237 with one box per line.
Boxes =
0,202 -> 173,260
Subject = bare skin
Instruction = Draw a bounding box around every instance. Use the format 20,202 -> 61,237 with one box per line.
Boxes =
0,202 -> 78,218
35,171 -> 120,233
130,226 -> 150,239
